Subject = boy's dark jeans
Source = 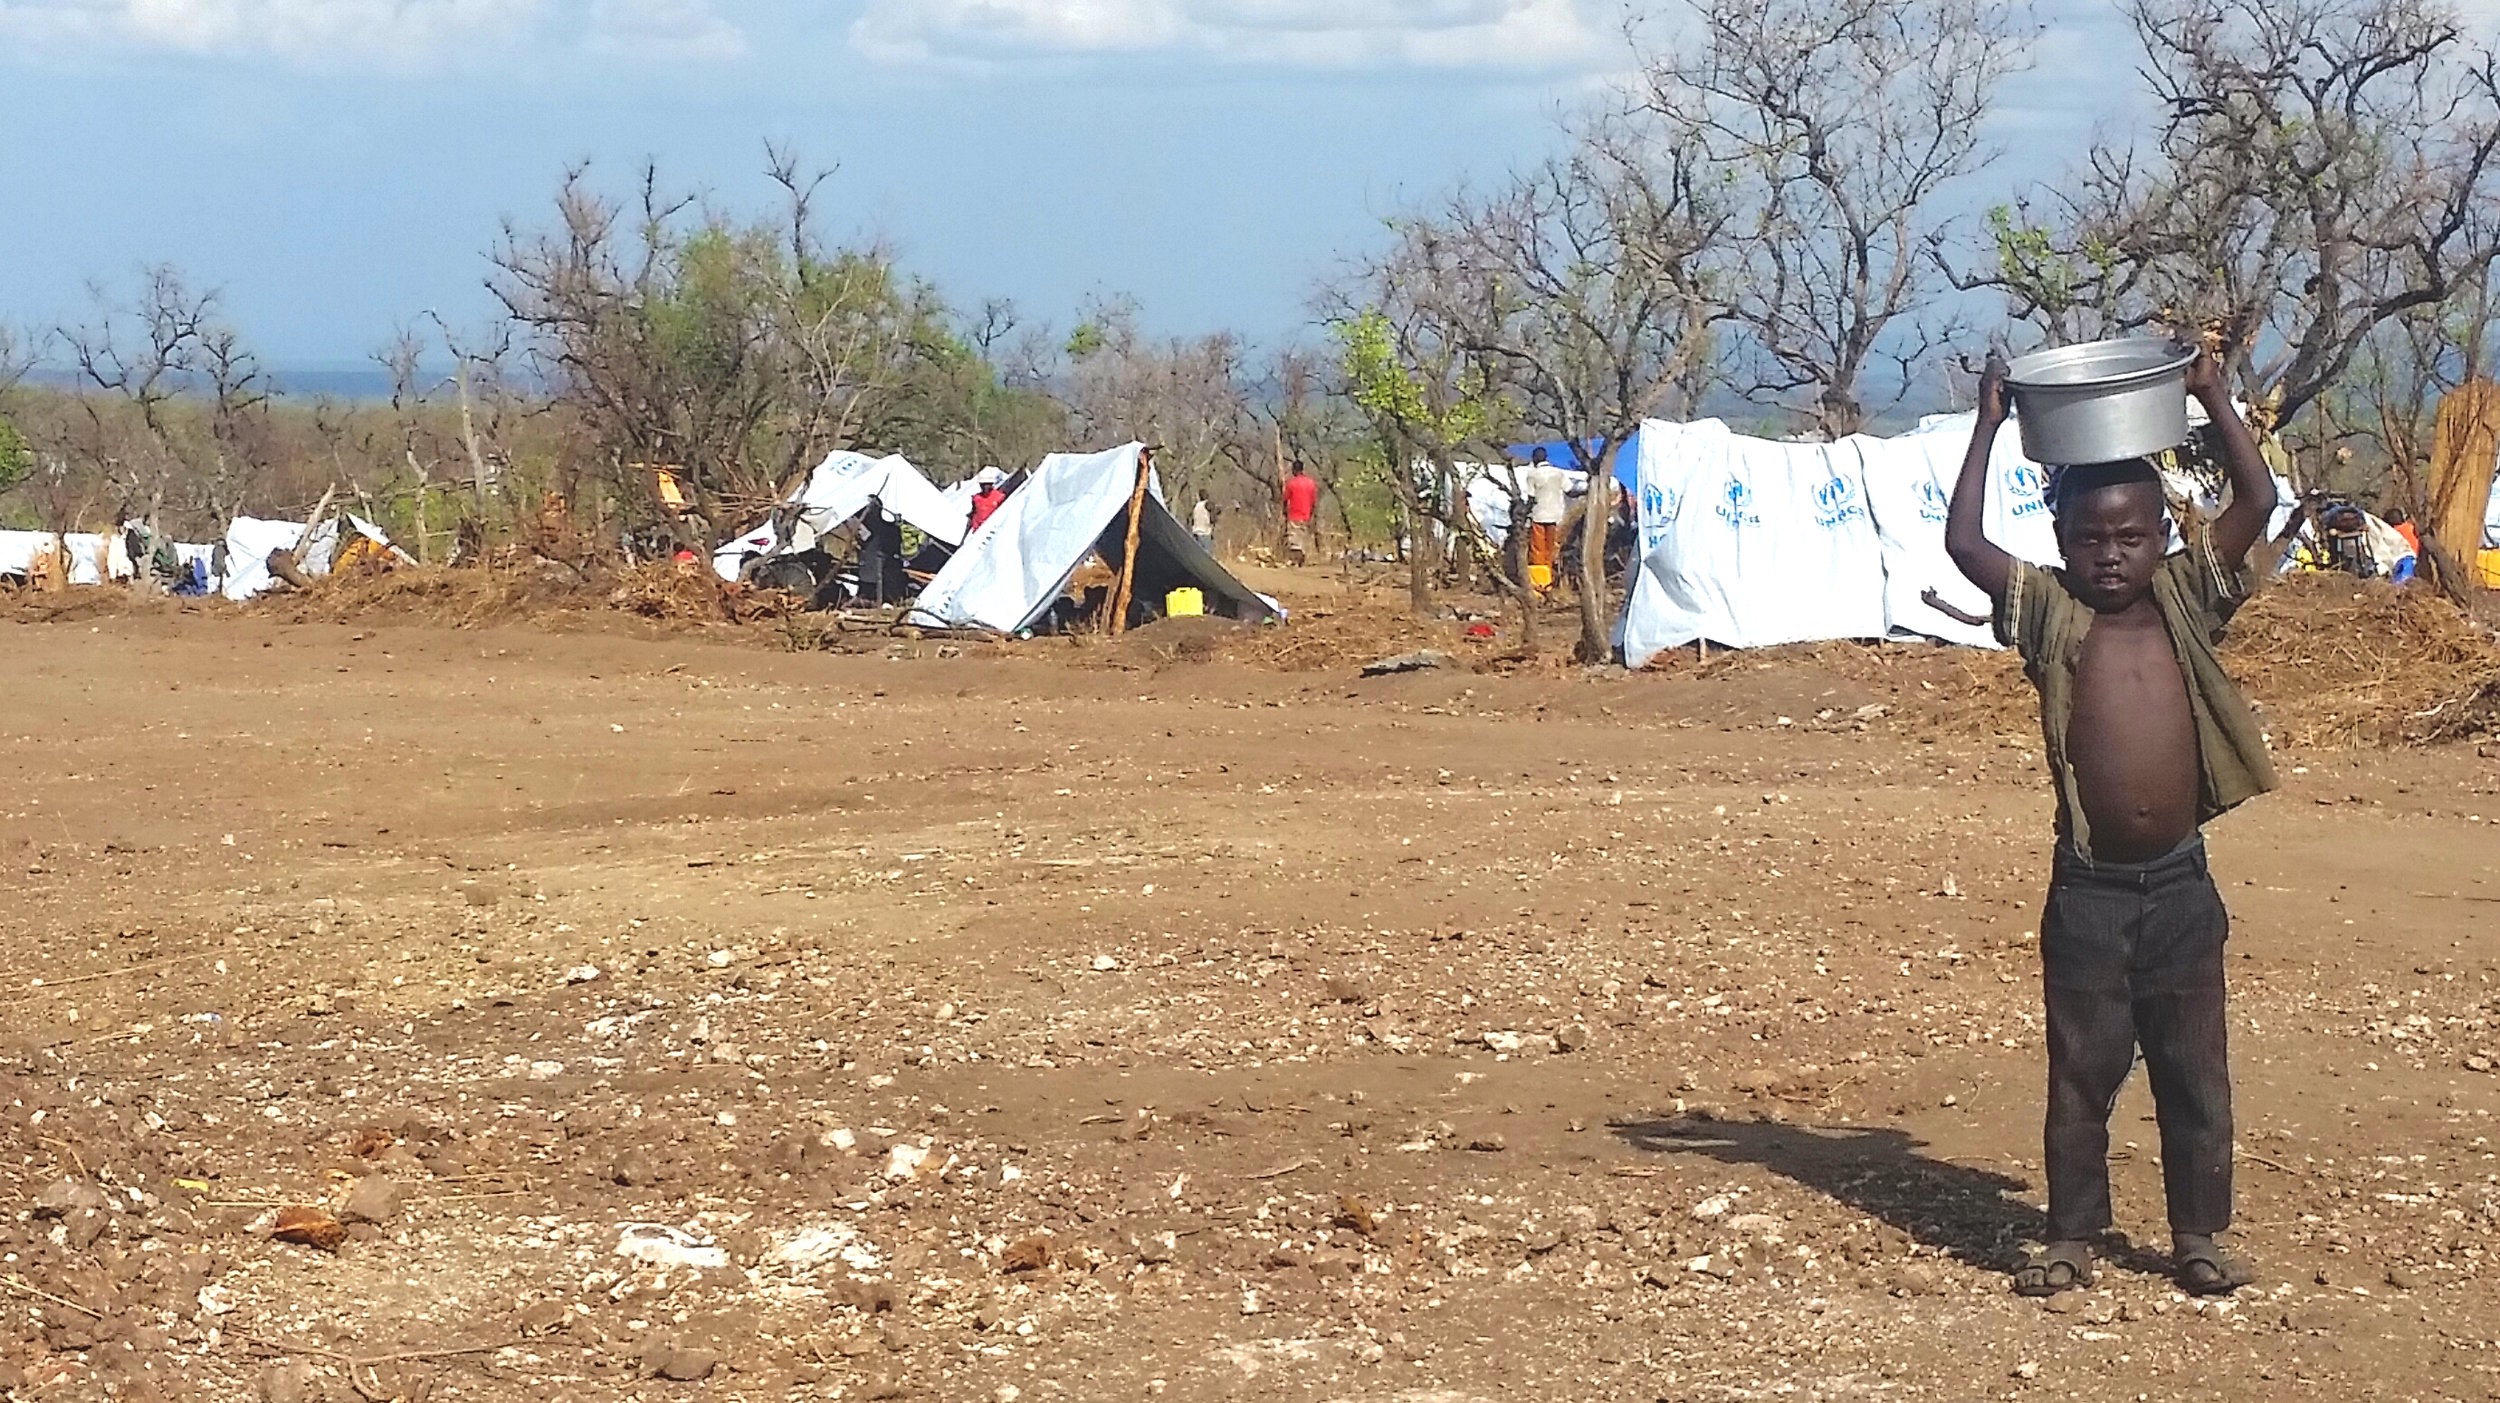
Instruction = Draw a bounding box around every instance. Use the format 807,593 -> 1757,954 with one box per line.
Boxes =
2041,836 -> 2233,1241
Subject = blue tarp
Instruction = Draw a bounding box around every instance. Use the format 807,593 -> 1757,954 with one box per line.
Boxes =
1503,433 -> 1642,489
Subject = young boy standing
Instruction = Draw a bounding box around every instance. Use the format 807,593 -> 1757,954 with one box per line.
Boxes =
1945,350 -> 2279,1298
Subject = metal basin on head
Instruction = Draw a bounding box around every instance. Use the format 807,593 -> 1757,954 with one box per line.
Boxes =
2005,338 -> 2198,466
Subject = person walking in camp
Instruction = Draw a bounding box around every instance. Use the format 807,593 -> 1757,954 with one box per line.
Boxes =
1281,461 -> 1319,567
1525,448 -> 1568,593
1945,347 -> 2277,1300
1192,498 -> 1216,554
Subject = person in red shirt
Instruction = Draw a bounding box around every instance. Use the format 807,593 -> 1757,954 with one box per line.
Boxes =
967,467 -> 1009,534
1281,461 -> 1320,566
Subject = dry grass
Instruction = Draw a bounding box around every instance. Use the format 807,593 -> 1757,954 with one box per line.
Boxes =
2225,573 -> 2500,748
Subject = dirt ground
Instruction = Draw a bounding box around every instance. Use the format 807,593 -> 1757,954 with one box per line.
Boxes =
3,571 -> 2499,1403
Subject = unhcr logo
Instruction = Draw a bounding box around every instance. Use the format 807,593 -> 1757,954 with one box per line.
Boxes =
1715,477 -> 1759,527
2006,463 -> 2050,517
1916,480 -> 1950,522
1811,474 -> 1866,529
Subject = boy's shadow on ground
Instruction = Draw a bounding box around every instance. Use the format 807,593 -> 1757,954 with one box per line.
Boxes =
1613,1113 -> 2157,1274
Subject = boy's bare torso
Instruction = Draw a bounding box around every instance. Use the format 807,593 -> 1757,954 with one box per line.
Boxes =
2067,595 -> 2199,862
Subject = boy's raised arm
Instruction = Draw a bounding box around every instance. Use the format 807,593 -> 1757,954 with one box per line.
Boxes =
2191,350 -> 2279,566
1946,356 -> 2017,603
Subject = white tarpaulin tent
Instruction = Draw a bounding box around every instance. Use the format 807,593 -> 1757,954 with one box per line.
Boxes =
1619,415 -> 2079,666
712,451 -> 967,581
1618,420 -> 1892,661
220,514 -> 399,600
0,531 -> 128,585
908,442 -> 1278,634
1852,413 -> 2066,648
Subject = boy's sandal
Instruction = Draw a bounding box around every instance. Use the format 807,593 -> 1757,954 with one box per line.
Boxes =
2013,1242 -> 2095,1297
2175,1242 -> 2253,1296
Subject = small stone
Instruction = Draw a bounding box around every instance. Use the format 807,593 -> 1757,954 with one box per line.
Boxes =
2465,1054 -> 2493,1073
1891,1263 -> 1944,1296
2386,1266 -> 2423,1290
1464,1134 -> 1507,1153
1554,1023 -> 1591,1053
260,1361 -> 320,1403
1725,1213 -> 1783,1241
34,1178 -> 108,1219
337,1177 -> 399,1226
2044,1292 -> 2080,1314
269,1206 -> 347,1253
1135,1231 -> 1178,1265
1733,1068 -> 1782,1097
62,1207 -> 109,1251
517,1301 -> 570,1337
832,1280 -> 899,1314
1000,1235 -> 1052,1274
2011,1361 -> 2039,1380
1481,1030 -> 1525,1054
1642,1263 -> 1677,1289
1090,954 -> 1119,972
651,1345 -> 719,1382
610,1152 -> 656,1188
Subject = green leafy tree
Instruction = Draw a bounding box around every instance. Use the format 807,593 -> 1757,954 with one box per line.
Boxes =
1333,302 -> 1505,618
0,416 -> 30,496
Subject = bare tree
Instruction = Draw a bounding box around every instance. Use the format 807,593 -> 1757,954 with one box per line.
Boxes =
0,322 -> 35,399
1425,123 -> 1727,661
1983,0 -> 2500,424
1641,0 -> 2032,436
53,265 -> 279,529
490,154 -> 941,544
1059,296 -> 1265,512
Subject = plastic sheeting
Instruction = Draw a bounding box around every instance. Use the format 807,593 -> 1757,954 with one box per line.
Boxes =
0,531 -> 130,585
909,443 -> 1159,633
1619,421 -> 1890,662
1620,415 -> 2091,666
908,443 -> 1277,634
221,516 -> 343,600
712,451 -> 967,581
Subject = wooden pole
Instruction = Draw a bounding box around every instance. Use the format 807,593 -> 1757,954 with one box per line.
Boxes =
1107,448 -> 1154,636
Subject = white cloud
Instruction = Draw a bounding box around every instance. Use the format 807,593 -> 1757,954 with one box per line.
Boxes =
851,0 -> 1610,71
0,0 -> 744,68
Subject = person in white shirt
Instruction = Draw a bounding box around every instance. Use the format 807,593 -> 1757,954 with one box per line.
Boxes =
1192,498 -> 1215,553
1525,449 -> 1571,591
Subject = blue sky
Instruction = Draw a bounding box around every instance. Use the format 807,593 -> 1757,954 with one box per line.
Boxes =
0,0 -> 2136,369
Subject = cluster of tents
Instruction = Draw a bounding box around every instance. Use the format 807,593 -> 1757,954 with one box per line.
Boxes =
712,442 -> 1278,633
18,421 -> 2492,664
0,514 -> 409,600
